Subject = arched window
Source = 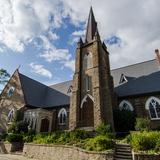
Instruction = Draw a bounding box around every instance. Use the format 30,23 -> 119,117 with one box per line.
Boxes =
119,100 -> 134,111
7,86 -> 15,97
85,75 -> 91,91
7,108 -> 15,122
83,53 -> 93,70
58,108 -> 67,125
145,97 -> 160,120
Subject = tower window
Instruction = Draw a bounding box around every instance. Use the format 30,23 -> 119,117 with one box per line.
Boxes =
83,52 -> 93,70
85,75 -> 91,91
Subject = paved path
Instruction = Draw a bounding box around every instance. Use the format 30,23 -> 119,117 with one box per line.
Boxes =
0,154 -> 38,160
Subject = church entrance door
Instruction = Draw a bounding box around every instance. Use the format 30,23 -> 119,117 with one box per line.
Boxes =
40,118 -> 49,132
81,96 -> 94,127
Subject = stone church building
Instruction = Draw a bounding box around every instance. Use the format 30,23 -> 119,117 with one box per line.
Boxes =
0,8 -> 160,133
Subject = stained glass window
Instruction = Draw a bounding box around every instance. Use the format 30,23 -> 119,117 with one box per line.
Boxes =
146,97 -> 160,119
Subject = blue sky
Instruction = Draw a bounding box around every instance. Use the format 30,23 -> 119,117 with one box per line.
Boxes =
0,0 -> 160,91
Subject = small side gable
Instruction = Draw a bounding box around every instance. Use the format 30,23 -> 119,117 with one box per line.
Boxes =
0,69 -> 26,110
119,74 -> 128,84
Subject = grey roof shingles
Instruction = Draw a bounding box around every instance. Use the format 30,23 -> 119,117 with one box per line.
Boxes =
19,73 -> 70,108
115,71 -> 160,97
17,59 -> 160,108
111,59 -> 159,87
50,59 -> 160,97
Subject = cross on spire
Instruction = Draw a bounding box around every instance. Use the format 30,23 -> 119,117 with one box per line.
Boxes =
85,7 -> 98,43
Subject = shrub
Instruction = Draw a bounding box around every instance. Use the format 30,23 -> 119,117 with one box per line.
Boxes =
0,133 -> 8,141
96,123 -> 111,135
8,121 -> 28,134
70,130 -> 91,140
7,133 -> 23,143
120,134 -> 132,144
135,118 -> 150,131
84,135 -> 113,151
155,139 -> 160,152
23,130 -> 36,143
113,109 -> 135,132
131,131 -> 160,151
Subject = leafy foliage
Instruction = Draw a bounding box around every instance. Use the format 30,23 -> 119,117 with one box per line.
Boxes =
83,135 -> 113,151
7,133 -> 23,143
8,121 -> 28,134
96,123 -> 111,135
23,130 -> 36,143
131,131 -> 160,151
21,129 -> 114,151
113,108 -> 135,132
135,118 -> 150,131
0,69 -> 10,84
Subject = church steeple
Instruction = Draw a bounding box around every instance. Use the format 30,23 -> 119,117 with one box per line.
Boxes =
85,7 -> 98,43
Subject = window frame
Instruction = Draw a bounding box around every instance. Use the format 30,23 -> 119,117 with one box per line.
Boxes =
7,86 -> 15,98
58,108 -> 67,125
85,75 -> 91,91
83,52 -> 93,70
145,97 -> 160,120
119,100 -> 134,111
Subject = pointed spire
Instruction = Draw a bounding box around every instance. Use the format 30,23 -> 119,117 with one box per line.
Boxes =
85,7 -> 98,43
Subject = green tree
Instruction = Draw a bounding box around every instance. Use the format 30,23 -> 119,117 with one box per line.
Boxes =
0,69 -> 10,84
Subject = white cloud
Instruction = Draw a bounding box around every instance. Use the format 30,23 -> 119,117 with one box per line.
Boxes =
63,59 -> 75,71
0,0 -> 64,53
30,62 -> 52,79
72,30 -> 85,37
69,29 -> 85,45
48,31 -> 59,41
1,0 -> 160,70
0,47 -> 4,53
61,0 -> 160,68
39,35 -> 71,62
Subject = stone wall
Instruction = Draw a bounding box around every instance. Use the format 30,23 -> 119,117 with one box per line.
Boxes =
0,70 -> 25,132
23,144 -> 113,160
133,152 -> 160,160
0,142 -> 11,153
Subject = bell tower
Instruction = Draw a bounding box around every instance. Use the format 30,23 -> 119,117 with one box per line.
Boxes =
69,7 -> 114,130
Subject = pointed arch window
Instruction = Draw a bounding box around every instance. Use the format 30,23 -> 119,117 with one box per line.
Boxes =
85,75 -> 91,91
7,86 -> 15,97
145,97 -> 160,120
119,100 -> 134,111
58,108 -> 67,125
7,108 -> 15,122
83,52 -> 93,70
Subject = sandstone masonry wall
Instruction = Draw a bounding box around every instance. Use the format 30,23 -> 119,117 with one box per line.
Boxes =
23,144 -> 113,160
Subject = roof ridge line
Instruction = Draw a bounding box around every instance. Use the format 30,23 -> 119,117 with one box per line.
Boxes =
111,59 -> 156,71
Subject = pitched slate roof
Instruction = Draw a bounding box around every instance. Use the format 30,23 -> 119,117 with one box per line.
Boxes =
111,59 -> 159,87
50,59 -> 160,97
50,80 -> 72,96
115,71 -> 160,97
19,73 -> 70,108
16,59 -> 159,108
